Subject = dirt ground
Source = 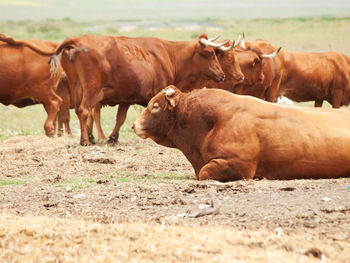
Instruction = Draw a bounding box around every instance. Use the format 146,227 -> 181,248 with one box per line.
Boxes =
0,135 -> 350,262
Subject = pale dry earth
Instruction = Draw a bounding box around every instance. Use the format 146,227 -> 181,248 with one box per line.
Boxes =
0,135 -> 349,262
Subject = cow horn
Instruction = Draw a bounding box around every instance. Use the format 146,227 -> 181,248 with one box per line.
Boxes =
200,38 -> 229,48
163,87 -> 176,97
219,35 -> 242,51
208,35 -> 220,42
240,32 -> 248,50
259,47 -> 282,59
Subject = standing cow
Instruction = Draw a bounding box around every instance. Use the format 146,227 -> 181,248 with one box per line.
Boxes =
0,34 -> 64,137
89,35 -> 246,143
133,85 -> 350,181
52,34 -> 232,145
279,50 -> 350,108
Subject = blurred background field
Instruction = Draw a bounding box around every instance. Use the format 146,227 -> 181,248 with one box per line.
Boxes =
0,1 -> 349,141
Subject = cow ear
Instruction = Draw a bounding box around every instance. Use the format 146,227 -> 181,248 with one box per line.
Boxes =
165,96 -> 176,111
163,85 -> 178,111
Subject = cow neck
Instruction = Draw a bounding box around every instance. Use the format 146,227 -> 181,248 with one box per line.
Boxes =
167,40 -> 197,89
165,93 -> 197,149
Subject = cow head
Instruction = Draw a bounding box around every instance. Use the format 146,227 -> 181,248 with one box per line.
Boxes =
193,34 -> 226,82
214,36 -> 245,89
133,85 -> 180,146
236,33 -> 282,86
235,49 -> 265,86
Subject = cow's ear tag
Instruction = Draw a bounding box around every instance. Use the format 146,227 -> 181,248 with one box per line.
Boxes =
163,86 -> 176,111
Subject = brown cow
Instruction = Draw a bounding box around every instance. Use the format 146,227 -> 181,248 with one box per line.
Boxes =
279,50 -> 350,108
90,36 -> 246,143
0,34 -> 63,136
133,85 -> 350,181
233,34 -> 283,102
53,34 -> 230,145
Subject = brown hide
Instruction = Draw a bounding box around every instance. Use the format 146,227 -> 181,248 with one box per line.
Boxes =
133,86 -> 350,181
233,40 -> 284,102
10,78 -> 72,137
55,34 -> 226,145
0,35 -> 63,136
279,51 -> 350,108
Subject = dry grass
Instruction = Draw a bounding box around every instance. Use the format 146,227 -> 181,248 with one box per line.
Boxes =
0,213 -> 349,263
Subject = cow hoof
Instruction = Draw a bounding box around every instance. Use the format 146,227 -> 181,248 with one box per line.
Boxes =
107,137 -> 118,145
46,132 -> 55,138
88,135 -> 96,145
80,140 -> 91,146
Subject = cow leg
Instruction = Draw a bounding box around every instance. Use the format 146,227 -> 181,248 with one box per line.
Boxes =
331,89 -> 343,109
198,158 -> 257,182
107,104 -> 130,145
60,107 -> 72,136
57,112 -> 64,137
314,100 -> 323,107
64,119 -> 72,136
40,90 -> 62,137
86,112 -> 96,144
93,103 -> 107,141
77,106 -> 90,145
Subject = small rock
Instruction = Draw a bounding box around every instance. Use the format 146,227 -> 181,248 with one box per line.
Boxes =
66,186 -> 72,192
73,193 -> 86,199
198,204 -> 211,210
177,213 -> 187,218
275,227 -> 283,238
321,197 -> 331,202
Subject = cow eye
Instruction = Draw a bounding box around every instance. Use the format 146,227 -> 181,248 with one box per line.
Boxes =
151,103 -> 160,113
201,50 -> 213,58
215,49 -> 222,56
252,58 -> 261,67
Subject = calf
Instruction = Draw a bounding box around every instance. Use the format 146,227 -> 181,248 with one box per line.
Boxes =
133,85 -> 350,181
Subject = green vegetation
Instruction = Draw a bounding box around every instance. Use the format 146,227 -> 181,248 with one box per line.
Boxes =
0,180 -> 25,187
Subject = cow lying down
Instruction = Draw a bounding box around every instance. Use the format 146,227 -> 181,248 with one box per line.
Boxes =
133,85 -> 350,181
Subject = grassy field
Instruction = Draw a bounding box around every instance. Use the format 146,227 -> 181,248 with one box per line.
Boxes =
0,17 -> 346,141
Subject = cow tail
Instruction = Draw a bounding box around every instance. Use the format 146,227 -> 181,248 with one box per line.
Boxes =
50,39 -> 77,80
0,33 -> 55,56
49,54 -> 63,82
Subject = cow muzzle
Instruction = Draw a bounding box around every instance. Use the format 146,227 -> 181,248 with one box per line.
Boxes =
214,73 -> 225,82
132,121 -> 147,139
233,74 -> 245,84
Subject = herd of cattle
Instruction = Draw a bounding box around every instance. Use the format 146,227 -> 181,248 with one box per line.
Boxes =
1,32 -> 350,181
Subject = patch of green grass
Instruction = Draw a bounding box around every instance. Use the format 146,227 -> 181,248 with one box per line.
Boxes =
60,177 -> 96,189
113,177 -> 132,183
0,180 -> 25,187
144,172 -> 191,181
